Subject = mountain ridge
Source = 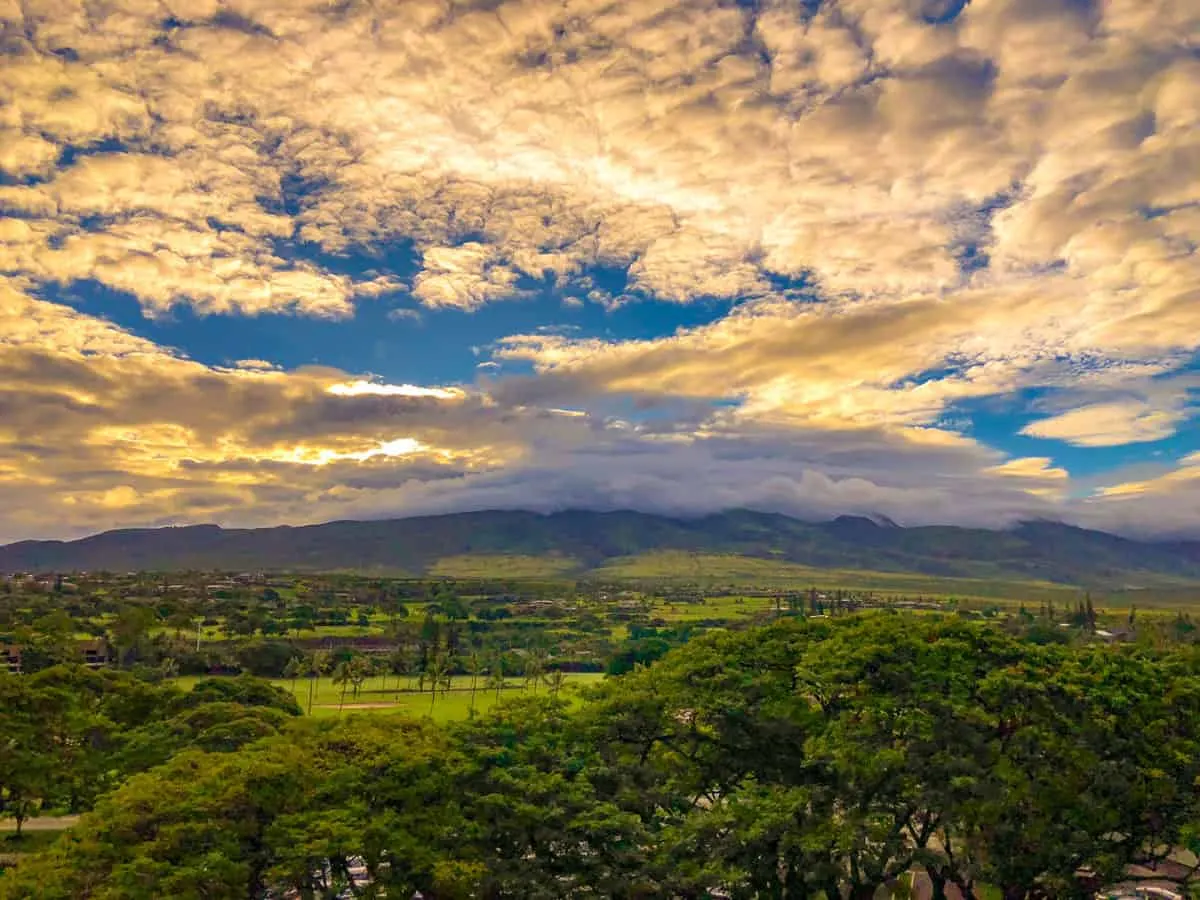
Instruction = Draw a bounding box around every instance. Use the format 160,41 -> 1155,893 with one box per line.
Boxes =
4,510 -> 1200,587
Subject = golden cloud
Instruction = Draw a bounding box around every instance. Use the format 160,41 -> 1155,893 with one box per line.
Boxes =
1021,401 -> 1189,448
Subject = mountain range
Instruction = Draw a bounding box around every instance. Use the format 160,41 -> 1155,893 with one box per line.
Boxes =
3,510 -> 1200,588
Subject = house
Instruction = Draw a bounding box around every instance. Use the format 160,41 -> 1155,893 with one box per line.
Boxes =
1,644 -> 20,674
0,640 -> 111,672
79,639 -> 112,669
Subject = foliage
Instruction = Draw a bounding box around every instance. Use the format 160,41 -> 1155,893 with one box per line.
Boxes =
6,615 -> 1200,899
0,666 -> 299,832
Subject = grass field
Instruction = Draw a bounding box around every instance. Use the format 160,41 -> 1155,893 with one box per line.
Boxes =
429,554 -> 582,578
590,551 -> 1117,604
174,672 -> 606,721
653,594 -> 778,622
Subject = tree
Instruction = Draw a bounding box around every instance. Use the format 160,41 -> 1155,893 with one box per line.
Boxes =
109,605 -> 158,667
1,720 -> 476,900
183,676 -> 302,716
306,650 -> 331,715
425,655 -> 450,716
332,661 -> 352,714
10,614 -> 1200,900
165,609 -> 195,640
486,656 -> 506,705
388,645 -> 412,698
347,656 -> 372,700
466,650 -> 484,717
235,640 -> 298,678
524,647 -> 547,694
282,656 -> 303,702
0,677 -> 53,836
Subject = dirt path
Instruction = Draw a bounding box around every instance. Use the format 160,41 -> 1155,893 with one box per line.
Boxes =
0,815 -> 80,832
315,702 -> 400,710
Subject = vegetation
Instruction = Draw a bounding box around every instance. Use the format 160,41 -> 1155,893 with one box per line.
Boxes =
5,614 -> 1200,898
0,667 -> 298,836
5,558 -> 1200,896
428,554 -> 582,578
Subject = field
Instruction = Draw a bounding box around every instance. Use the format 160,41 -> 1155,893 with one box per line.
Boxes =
651,593 -> 778,622
174,672 -> 607,720
429,554 -> 582,578
589,551 -> 1200,608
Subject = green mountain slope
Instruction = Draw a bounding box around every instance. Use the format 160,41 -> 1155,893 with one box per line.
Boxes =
3,510 -> 1200,587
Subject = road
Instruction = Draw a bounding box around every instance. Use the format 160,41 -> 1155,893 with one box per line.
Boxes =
0,815 -> 80,832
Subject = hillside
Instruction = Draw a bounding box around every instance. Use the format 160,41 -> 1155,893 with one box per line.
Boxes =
3,510 -> 1200,588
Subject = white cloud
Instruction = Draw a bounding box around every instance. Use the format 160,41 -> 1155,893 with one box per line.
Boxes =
326,381 -> 463,400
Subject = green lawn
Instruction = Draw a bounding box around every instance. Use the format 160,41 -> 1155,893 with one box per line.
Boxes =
653,594 -> 777,622
174,672 -> 606,721
429,554 -> 582,578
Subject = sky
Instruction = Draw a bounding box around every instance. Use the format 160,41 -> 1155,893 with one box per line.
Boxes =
0,0 -> 1198,543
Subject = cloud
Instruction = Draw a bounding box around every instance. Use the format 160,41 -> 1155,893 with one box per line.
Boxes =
4,0 -> 1198,332
3,0 -> 1189,324
492,285 -> 1180,435
985,456 -> 1070,482
1020,376 -> 1200,446
0,0 -> 1199,538
1073,452 -> 1200,538
0,277 -> 1070,542
0,151 -> 358,317
326,381 -> 463,400
0,281 -> 515,539
411,243 -> 525,310
1021,401 -> 1187,448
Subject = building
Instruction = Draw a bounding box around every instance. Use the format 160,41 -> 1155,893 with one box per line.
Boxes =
80,639 -> 112,669
1,644 -> 20,674
0,639 -> 111,673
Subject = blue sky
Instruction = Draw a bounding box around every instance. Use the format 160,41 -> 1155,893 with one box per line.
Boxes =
951,386 -> 1200,482
47,274 -> 739,385
1,0 -> 1199,542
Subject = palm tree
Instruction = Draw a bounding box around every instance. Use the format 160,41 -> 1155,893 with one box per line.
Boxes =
466,650 -> 484,717
524,648 -> 547,694
348,657 -> 371,700
486,655 -> 506,705
306,650 -> 332,715
389,646 -> 411,699
282,656 -> 303,702
544,668 -> 568,698
425,655 -> 449,716
332,660 -> 352,713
